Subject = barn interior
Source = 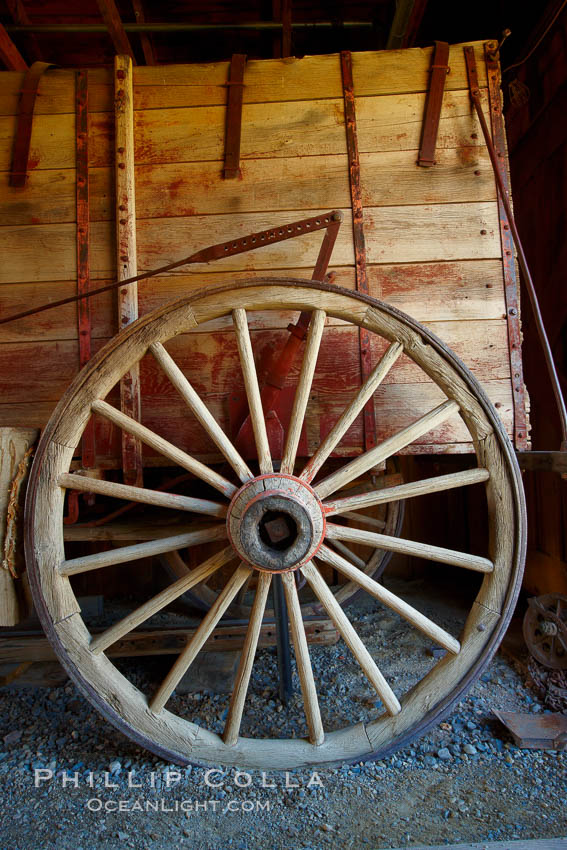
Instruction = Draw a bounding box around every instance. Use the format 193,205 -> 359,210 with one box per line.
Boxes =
0,2 -> 566,848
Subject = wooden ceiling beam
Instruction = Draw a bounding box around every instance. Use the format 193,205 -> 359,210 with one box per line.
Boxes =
387,0 -> 429,49
130,0 -> 155,65
5,0 -> 42,62
0,21 -> 27,70
95,0 -> 136,62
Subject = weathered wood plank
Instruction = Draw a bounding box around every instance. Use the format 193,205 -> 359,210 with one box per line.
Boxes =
0,259 -> 506,343
0,204 -> 501,284
0,43 -> 489,116
0,89 -> 489,172
0,378 -> 513,455
0,146 -> 496,227
0,320 -> 510,402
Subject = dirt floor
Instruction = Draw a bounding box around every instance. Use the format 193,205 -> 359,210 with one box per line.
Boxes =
0,578 -> 565,850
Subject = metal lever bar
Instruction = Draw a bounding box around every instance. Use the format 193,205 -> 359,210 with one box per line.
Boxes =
0,210 -> 344,327
464,45 -> 567,448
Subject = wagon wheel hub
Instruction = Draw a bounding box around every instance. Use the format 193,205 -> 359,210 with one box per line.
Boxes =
226,474 -> 326,572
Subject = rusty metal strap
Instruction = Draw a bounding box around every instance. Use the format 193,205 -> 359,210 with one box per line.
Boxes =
418,41 -> 450,167
0,210 -> 343,326
223,53 -> 246,179
464,44 -> 567,450
10,61 -> 57,188
76,68 -> 95,469
340,50 -> 377,451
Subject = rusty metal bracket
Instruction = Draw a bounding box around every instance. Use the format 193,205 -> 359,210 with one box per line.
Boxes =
1,210 -> 346,327
341,50 -> 377,452
464,45 -> 567,454
223,54 -> 246,179
418,41 -> 450,167
465,45 -> 567,456
10,61 -> 56,188
76,69 -> 95,470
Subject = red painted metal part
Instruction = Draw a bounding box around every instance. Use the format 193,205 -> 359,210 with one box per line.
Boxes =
418,41 -> 450,168
223,54 -> 246,179
76,69 -> 95,471
232,212 -> 343,458
10,61 -> 56,187
465,45 -> 565,453
341,50 -> 377,452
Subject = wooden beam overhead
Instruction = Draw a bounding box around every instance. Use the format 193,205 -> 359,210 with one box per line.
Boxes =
5,0 -> 41,62
130,0 -> 155,65
95,0 -> 136,62
387,0 -> 429,49
0,21 -> 28,70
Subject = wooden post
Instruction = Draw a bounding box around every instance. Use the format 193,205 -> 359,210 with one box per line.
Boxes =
115,55 -> 143,487
0,428 -> 38,626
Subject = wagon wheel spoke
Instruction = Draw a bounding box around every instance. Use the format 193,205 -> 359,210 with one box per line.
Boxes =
90,546 -> 236,654
327,539 -> 367,569
58,473 -> 228,518
315,399 -> 459,500
233,308 -> 273,474
317,544 -> 461,654
300,341 -> 403,483
280,309 -> 326,475
323,468 -> 491,517
92,400 -> 237,498
223,571 -> 272,746
325,522 -> 493,573
340,511 -> 386,531
59,525 -> 228,576
301,562 -> 401,714
150,563 -> 253,714
235,572 -> 253,607
281,572 -> 325,745
149,341 -> 253,484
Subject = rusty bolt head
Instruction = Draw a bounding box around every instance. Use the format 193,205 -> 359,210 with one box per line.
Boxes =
474,170 -> 481,176
117,146 -> 125,154
480,229 -> 487,235
509,308 -> 517,316
116,70 -> 126,79
118,163 -> 126,169
477,623 -> 486,632
471,133 -> 478,140
119,204 -> 127,211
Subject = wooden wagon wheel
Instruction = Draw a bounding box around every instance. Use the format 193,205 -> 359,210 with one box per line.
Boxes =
25,279 -> 526,769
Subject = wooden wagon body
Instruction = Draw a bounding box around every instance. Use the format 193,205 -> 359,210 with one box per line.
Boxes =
0,40 -> 528,464
0,41 -> 532,768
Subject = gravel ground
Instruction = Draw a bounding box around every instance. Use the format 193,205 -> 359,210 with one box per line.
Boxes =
0,579 -> 565,850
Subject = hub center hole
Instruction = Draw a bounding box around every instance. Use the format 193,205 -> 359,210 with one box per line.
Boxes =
259,510 -> 298,552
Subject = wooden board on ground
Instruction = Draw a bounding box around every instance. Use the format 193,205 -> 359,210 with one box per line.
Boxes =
0,618 -> 339,662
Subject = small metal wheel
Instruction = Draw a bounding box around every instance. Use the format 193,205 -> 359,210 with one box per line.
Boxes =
523,594 -> 567,670
25,279 -> 526,769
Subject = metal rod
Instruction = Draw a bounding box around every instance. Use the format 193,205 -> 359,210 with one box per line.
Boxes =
4,21 -> 374,34
272,574 -> 293,705
0,210 -> 342,327
467,76 -> 567,447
